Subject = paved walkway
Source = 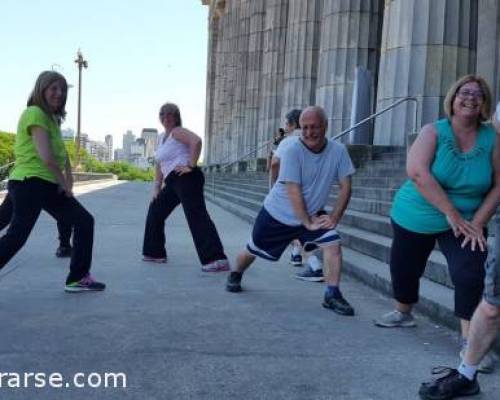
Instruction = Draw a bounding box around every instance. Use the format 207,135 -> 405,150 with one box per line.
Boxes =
0,182 -> 498,399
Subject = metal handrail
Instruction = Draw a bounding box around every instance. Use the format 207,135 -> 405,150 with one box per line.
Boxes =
332,96 -> 419,148
207,96 -> 419,196
217,139 -> 273,172
211,96 -> 418,170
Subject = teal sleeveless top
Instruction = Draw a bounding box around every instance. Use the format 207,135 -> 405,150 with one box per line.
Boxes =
391,119 -> 495,234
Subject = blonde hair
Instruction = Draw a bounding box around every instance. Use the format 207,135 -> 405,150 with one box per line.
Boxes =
443,75 -> 492,122
27,71 -> 68,124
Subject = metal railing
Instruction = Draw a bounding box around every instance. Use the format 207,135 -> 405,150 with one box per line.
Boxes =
217,139 -> 273,170
332,96 -> 418,149
207,96 -> 419,196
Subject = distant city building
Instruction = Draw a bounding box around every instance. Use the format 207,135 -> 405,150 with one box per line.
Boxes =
114,148 -> 125,161
104,134 -> 113,162
122,130 -> 135,159
79,133 -> 89,152
88,140 -> 109,162
141,128 -> 158,159
130,138 -> 145,158
129,138 -> 151,169
61,128 -> 75,141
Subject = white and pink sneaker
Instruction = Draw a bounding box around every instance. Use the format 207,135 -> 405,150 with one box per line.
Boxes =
201,259 -> 230,272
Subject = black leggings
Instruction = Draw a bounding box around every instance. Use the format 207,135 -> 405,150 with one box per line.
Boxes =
0,178 -> 94,284
142,168 -> 227,265
390,220 -> 487,320
0,191 -> 72,247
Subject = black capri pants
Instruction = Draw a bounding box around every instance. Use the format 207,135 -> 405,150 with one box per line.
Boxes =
390,219 -> 487,320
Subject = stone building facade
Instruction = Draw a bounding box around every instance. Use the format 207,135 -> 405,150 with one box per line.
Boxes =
201,0 -> 500,164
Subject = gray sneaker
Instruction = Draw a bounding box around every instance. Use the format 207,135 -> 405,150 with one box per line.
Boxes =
374,310 -> 416,328
460,349 -> 498,374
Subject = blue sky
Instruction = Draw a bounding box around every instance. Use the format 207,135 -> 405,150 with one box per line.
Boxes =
0,0 -> 209,149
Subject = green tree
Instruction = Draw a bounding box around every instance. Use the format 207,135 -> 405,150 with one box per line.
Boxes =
0,131 -> 15,166
0,133 -> 154,181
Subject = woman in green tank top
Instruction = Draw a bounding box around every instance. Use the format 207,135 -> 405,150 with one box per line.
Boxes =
375,76 -> 500,353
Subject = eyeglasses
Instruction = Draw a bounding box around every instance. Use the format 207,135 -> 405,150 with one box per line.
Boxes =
456,89 -> 484,99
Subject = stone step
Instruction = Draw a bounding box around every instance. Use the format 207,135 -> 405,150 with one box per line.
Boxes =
341,209 -> 393,237
206,183 -> 453,289
213,178 -> 399,205
206,175 -> 268,186
206,186 -> 263,213
332,185 -> 397,203
204,196 -> 499,352
351,176 -> 406,189
205,192 -> 257,224
372,151 -> 407,161
353,167 -> 408,178
211,183 -> 267,203
208,177 -> 495,287
207,170 -> 408,189
211,180 -> 394,219
212,180 -> 269,195
334,195 -> 393,217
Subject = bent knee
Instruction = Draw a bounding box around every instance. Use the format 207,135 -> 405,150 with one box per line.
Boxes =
323,242 -> 341,256
479,300 -> 500,320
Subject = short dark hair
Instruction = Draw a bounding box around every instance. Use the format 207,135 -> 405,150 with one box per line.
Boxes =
285,109 -> 302,128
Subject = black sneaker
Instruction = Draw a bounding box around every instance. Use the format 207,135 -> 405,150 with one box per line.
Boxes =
290,254 -> 303,266
65,274 -> 106,293
226,271 -> 243,293
55,245 -> 72,258
419,368 -> 480,400
295,267 -> 324,282
322,293 -> 355,316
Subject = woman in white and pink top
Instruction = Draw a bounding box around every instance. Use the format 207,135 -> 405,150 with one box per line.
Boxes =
142,102 -> 229,272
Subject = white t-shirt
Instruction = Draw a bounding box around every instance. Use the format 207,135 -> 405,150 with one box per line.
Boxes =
273,130 -> 301,158
264,137 -> 355,226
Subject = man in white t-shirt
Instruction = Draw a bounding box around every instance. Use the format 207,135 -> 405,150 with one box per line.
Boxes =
226,106 -> 356,316
269,109 -> 323,277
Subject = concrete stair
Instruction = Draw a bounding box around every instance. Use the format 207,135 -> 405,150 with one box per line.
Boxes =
203,146 -> 499,352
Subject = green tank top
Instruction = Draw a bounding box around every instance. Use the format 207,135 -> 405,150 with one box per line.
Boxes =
391,119 -> 495,234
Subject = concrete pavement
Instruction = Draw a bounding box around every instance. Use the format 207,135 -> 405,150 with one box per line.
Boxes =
0,181 -> 498,400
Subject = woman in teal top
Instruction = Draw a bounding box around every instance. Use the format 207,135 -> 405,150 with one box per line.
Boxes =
375,76 -> 500,349
0,71 -> 105,292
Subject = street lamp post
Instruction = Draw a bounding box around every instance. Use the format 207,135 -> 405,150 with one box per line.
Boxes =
74,49 -> 88,168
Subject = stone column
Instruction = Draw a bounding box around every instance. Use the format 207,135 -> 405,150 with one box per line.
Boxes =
374,0 -> 478,145
233,0 -> 251,161
211,0 -> 235,162
281,0 -> 323,119
257,0 -> 289,154
221,1 -> 240,162
242,0 -> 265,159
203,4 -> 219,164
315,0 -> 383,140
211,10 -> 225,162
476,0 -> 500,101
